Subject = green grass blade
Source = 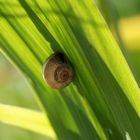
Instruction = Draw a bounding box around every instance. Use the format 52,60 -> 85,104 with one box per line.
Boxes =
0,104 -> 56,139
0,0 -> 140,140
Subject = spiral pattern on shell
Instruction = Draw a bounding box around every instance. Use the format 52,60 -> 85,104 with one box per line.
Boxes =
42,53 -> 74,89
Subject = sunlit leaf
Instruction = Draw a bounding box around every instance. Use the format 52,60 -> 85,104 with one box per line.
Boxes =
0,0 -> 140,140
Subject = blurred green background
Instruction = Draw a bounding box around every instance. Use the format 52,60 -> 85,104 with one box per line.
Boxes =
0,0 -> 140,139
0,52 -> 48,140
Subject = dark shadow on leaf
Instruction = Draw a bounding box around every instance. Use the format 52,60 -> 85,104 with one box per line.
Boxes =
127,51 -> 140,86
61,91 -> 100,140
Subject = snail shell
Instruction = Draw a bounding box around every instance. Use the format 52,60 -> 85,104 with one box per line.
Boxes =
42,53 -> 74,89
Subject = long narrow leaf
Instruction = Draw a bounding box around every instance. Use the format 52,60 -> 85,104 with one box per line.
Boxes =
0,104 -> 56,139
0,0 -> 140,140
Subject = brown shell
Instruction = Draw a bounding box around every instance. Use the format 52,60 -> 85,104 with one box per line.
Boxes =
42,53 -> 74,89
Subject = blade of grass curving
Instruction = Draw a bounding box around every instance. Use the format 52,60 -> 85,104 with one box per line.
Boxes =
22,0 -> 140,139
0,1 -> 102,140
0,0 -> 140,140
21,1 -> 139,138
0,104 -> 56,139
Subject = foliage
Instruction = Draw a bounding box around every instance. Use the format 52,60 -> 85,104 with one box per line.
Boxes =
0,0 -> 140,140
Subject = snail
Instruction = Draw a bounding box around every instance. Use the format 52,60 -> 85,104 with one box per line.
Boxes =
42,52 -> 74,89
